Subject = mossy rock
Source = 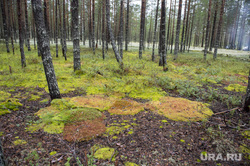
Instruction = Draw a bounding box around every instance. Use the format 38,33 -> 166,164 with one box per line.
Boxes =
94,147 -> 116,161
0,91 -> 11,101
146,97 -> 213,122
224,84 -> 246,92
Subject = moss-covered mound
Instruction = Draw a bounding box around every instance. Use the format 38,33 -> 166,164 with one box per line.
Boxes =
0,99 -> 23,116
70,95 -> 116,111
108,99 -> 144,115
224,84 -> 247,92
28,98 -> 106,141
0,91 -> 11,101
146,97 -> 213,121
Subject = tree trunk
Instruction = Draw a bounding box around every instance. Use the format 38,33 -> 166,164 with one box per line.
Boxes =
166,0 -> 172,50
213,0 -> 225,60
106,0 -> 123,69
102,0 -> 105,59
1,0 -> 10,53
31,0 -> 61,100
152,0 -> 159,61
139,0 -> 146,59
204,0 -> 212,61
183,0 -> 190,52
244,70 -> 250,112
170,0 -> 176,53
180,0 -> 187,52
55,0 -> 58,57
44,0 -> 50,41
62,0 -> 67,60
0,138 -> 6,166
7,0 -> 15,54
71,0 -> 81,71
24,0 -> 31,51
89,0 -> 92,48
188,4 -> 195,52
209,0 -> 218,51
119,0 -> 124,59
17,0 -> 26,68
173,0 -> 182,60
92,0 -> 95,54
82,0 -> 86,45
237,1 -> 247,50
125,0 -> 129,51
159,0 -> 167,71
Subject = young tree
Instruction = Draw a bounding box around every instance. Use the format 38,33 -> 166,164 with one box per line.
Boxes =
71,0 -> 81,71
173,0 -> 182,60
204,0 -> 212,61
139,0 -> 146,59
17,0 -> 26,67
1,0 -> 10,53
106,0 -> 123,69
213,0 -> 225,60
244,70 -> 250,112
125,0 -> 130,51
24,0 -> 31,51
31,0 -> 61,100
152,0 -> 159,61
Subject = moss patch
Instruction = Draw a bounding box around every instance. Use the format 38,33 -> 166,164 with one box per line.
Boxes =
108,99 -> 144,115
0,91 -> 11,101
146,97 -> 213,121
224,84 -> 247,92
28,94 -> 41,101
13,139 -> 27,146
125,162 -> 139,166
94,147 -> 116,161
0,99 -> 23,116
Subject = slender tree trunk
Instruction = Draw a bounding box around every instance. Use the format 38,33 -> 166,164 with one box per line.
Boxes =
213,0 -> 225,60
173,0 -> 182,60
1,0 -> 10,53
92,0 -> 95,54
83,0 -> 86,45
71,0 -> 81,71
32,12 -> 36,50
147,12 -> 153,49
237,1 -> 247,50
180,0 -> 187,52
7,0 -> 15,54
24,0 -> 31,51
125,0 -> 129,51
159,0 -> 167,71
55,0 -> 58,57
152,0 -> 159,61
188,4 -> 195,52
244,70 -> 250,112
102,0 -> 105,59
119,0 -> 124,59
209,0 -> 218,51
44,0 -> 50,42
31,0 -> 61,100
89,0 -> 92,48
183,0 -> 190,52
139,0 -> 146,59
0,138 -> 6,166
170,0 -> 176,53
204,0 -> 212,61
62,0 -> 67,60
106,0 -> 123,69
201,18 -> 206,47
167,0 -> 172,50
17,0 -> 26,67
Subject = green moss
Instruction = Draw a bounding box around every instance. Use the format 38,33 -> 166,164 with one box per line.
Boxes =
125,162 -> 139,166
94,147 -> 116,161
180,139 -> 185,143
0,131 -> 3,136
0,91 -> 11,101
161,120 -> 168,123
28,94 -> 41,101
240,144 -> 250,160
13,139 -> 27,145
128,131 -> 133,135
224,84 -> 247,92
105,126 -> 125,136
112,136 -> 118,139
0,98 -> 22,116
49,151 -> 57,156
39,98 -> 49,104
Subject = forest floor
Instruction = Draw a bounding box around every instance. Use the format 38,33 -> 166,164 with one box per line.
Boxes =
0,44 -> 249,166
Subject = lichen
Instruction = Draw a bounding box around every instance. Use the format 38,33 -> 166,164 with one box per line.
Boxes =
49,151 -> 57,156
13,139 -> 27,145
146,97 -> 213,122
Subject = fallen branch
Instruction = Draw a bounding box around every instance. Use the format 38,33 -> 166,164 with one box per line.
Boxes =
213,107 -> 239,116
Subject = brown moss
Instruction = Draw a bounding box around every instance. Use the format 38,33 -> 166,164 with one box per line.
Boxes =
63,115 -> 106,142
146,97 -> 213,121
108,99 -> 144,115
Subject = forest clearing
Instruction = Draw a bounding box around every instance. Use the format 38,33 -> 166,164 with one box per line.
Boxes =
0,0 -> 250,165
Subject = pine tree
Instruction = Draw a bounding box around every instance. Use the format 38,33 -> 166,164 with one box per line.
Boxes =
24,0 -> 31,51
152,0 -> 159,61
125,0 -> 130,51
204,0 -> 212,61
173,0 -> 182,60
139,0 -> 146,59
1,0 -> 10,53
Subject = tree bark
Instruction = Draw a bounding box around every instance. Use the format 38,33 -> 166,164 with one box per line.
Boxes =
92,0 -> 95,54
1,0 -> 10,53
237,1 -> 247,50
209,0 -> 218,51
159,0 -> 167,71
44,0 -> 50,41
173,0 -> 182,60
0,138 -> 6,166
166,0 -> 172,50
139,0 -> 146,59
204,0 -> 212,61
24,0 -> 31,51
119,0 -> 124,59
62,0 -> 67,60
188,4 -> 195,52
183,0 -> 190,52
152,0 -> 159,61
82,0 -> 86,45
32,0 -> 61,100
180,0 -> 187,52
17,0 -> 26,68
213,0 -> 225,60
89,0 -> 92,48
71,0 -> 81,71
244,70 -> 250,112
106,0 -> 123,69
7,0 -> 15,54
125,0 -> 129,51
170,0 -> 176,53
102,0 -> 105,59
55,0 -> 58,57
